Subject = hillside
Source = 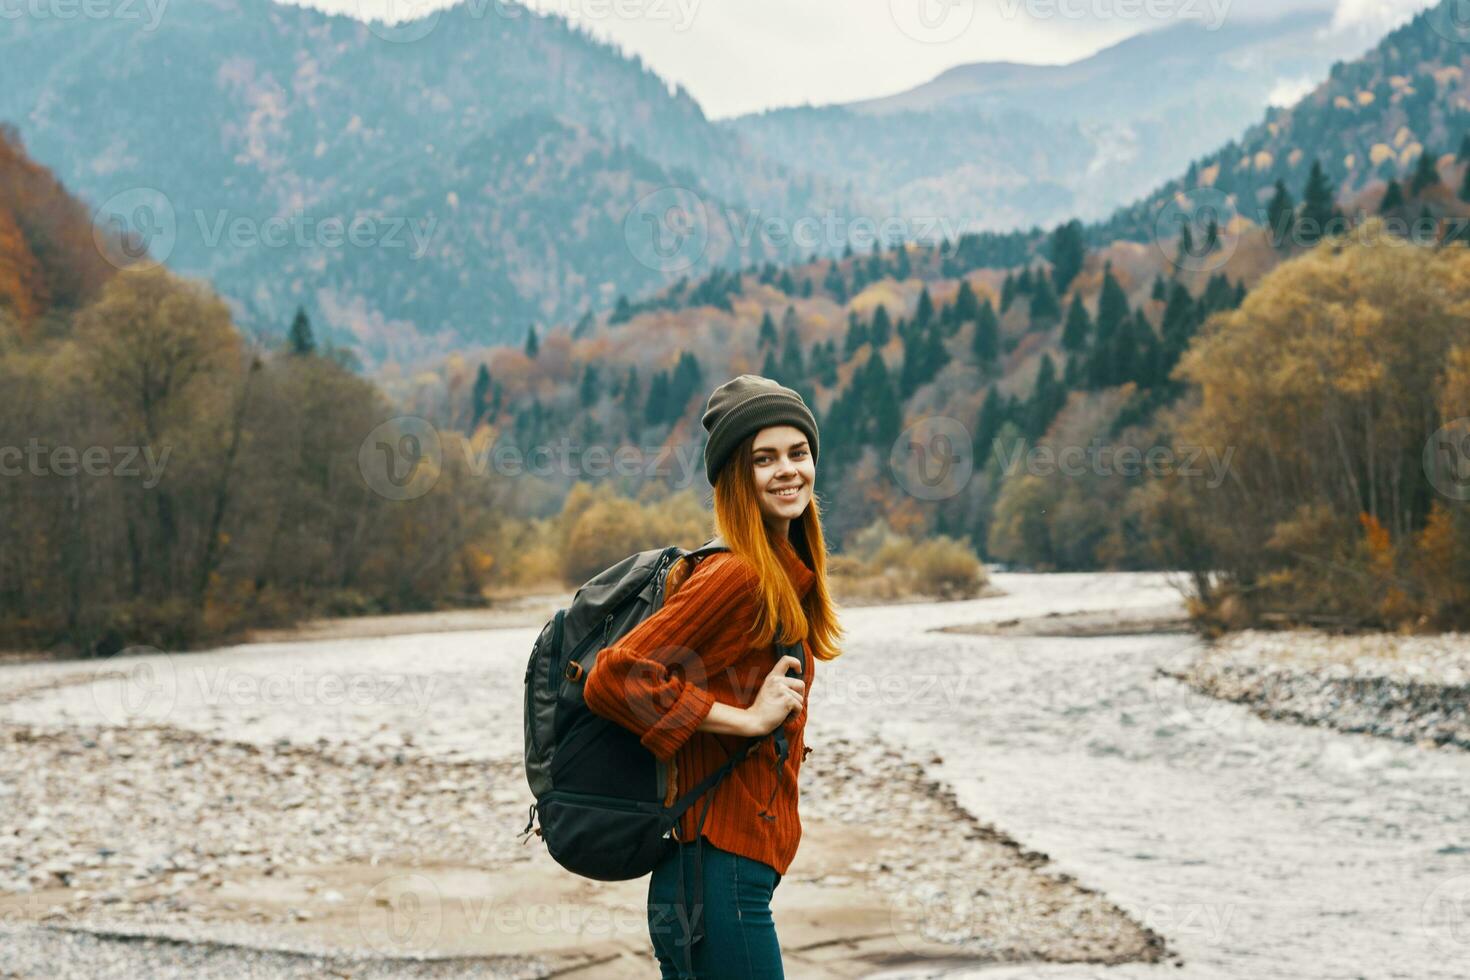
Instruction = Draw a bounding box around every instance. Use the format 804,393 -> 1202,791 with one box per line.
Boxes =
0,0 -> 847,367
390,2 -> 1470,561
0,125 -> 129,338
725,11 -> 1365,234
1097,1 -> 1470,244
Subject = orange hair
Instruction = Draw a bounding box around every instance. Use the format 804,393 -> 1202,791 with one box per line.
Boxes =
711,433 -> 844,663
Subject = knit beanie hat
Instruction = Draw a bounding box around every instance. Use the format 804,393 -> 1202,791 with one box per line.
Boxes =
701,374 -> 820,486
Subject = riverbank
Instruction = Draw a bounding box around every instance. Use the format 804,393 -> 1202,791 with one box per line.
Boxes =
1165,629 -> 1470,751
0,609 -> 1165,978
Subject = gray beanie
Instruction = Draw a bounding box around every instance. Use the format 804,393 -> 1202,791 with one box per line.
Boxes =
701,374 -> 820,486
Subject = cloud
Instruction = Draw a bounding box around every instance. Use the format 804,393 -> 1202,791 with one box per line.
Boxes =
1267,74 -> 1320,107
1329,0 -> 1437,36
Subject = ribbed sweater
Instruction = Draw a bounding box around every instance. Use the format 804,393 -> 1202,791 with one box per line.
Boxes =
582,533 -> 816,876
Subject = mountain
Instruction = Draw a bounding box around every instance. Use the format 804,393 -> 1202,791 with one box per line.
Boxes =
0,0 -> 846,367
724,11 -> 1368,235
388,2 -> 1470,555
1096,1 -> 1470,243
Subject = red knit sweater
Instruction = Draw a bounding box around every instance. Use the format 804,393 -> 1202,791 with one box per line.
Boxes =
582,533 -> 816,876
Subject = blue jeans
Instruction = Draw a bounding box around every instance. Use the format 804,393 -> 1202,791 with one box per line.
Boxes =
647,839 -> 785,979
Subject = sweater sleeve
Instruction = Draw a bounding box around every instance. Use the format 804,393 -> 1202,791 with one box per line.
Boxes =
582,554 -> 759,762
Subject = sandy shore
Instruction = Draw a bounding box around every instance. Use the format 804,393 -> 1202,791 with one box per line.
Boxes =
0,605 -> 1167,979
937,602 -> 1191,638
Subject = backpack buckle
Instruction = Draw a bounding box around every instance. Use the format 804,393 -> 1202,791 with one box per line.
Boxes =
563,661 -> 585,682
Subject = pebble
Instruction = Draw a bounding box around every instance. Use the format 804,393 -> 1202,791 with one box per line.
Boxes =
1181,629 -> 1470,749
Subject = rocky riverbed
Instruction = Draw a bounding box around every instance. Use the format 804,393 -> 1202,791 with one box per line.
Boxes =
1169,629 -> 1470,751
0,593 -> 1166,979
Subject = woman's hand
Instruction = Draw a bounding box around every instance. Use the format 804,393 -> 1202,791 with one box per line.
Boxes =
743,655 -> 805,736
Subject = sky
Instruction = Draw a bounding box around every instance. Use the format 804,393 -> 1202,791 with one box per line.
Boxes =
283,0 -> 1441,119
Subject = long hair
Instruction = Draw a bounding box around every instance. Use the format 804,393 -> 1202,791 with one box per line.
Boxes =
711,432 -> 844,663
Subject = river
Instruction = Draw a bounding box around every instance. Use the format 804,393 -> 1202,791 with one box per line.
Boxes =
3,571 -> 1466,978
831,572 -> 1470,980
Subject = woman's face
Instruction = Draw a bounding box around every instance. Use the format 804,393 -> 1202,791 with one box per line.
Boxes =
751,425 -> 815,530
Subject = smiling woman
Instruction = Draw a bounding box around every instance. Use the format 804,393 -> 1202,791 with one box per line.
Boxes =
583,374 -> 844,978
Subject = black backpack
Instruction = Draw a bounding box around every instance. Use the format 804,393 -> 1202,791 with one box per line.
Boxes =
519,534 -> 798,969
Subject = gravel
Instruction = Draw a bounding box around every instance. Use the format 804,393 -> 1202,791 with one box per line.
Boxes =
1170,629 -> 1470,750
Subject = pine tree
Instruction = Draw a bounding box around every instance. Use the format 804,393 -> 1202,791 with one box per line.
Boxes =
1024,354 -> 1065,440
915,287 -> 935,328
1063,353 -> 1082,388
1265,179 -> 1295,250
1047,219 -> 1086,293
826,262 -> 848,301
1029,269 -> 1061,324
1061,295 -> 1090,351
870,305 -> 892,347
1151,274 -> 1167,302
1087,268 -> 1131,388
1410,150 -> 1441,196
572,310 -> 595,339
1160,281 -> 1197,368
1200,273 -> 1236,315
620,366 -> 641,430
953,280 -> 980,324
1458,133 -> 1470,164
1134,313 -> 1164,390
1111,313 -> 1140,386
611,294 -> 633,324
1000,273 -> 1016,313
1176,224 -> 1195,269
843,311 -> 867,358
1460,164 -> 1470,203
524,324 -> 539,358
1299,160 -> 1337,245
974,386 -> 1005,466
778,270 -> 796,295
472,364 -> 492,425
1203,218 -> 1220,253
972,298 -> 999,366
780,322 -> 806,380
761,349 -> 781,384
815,340 -> 839,386
893,245 -> 911,280
1381,179 -> 1406,212
865,352 -> 902,447
579,364 -> 600,408
645,371 -> 669,425
759,311 -> 778,348
288,306 -> 316,355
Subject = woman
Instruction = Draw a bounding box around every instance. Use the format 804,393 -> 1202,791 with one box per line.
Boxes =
582,374 -> 844,978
